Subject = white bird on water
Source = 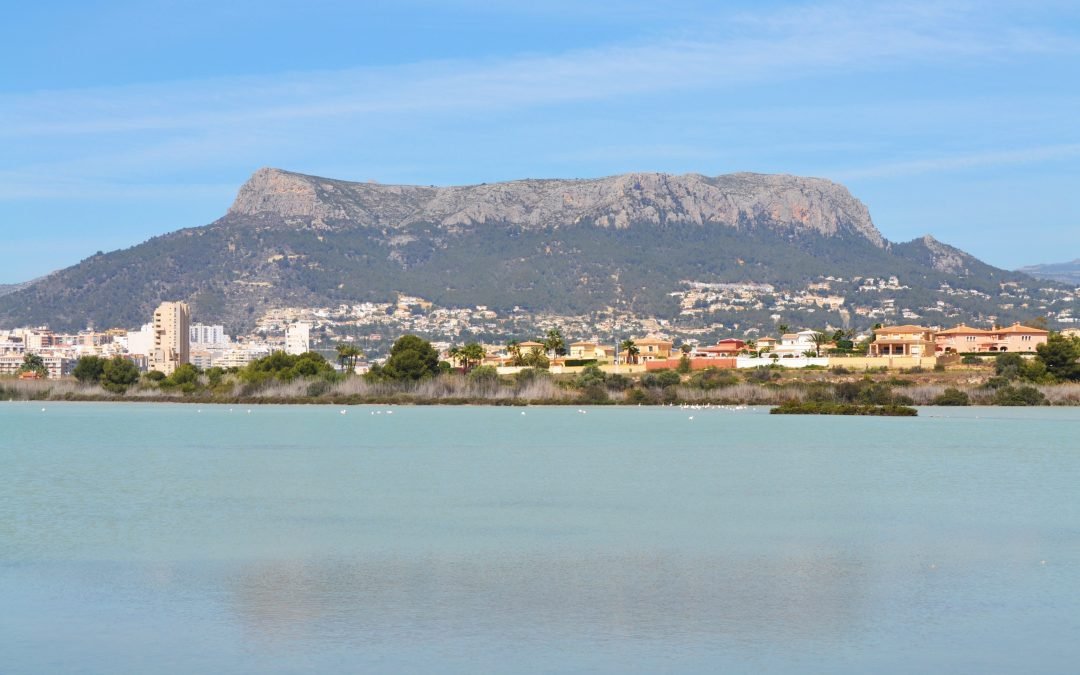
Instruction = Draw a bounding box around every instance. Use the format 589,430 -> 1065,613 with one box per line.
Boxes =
340,409 -> 347,415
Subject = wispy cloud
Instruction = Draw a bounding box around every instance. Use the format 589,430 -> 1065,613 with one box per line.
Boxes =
1,0 -> 1078,206
837,143 -> 1080,179
1,1 -> 1073,139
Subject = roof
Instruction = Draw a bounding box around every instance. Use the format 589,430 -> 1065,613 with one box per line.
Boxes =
699,345 -> 741,353
875,325 -> 932,333
570,341 -> 597,347
998,323 -> 1049,335
634,337 -> 673,345
517,341 -> 545,348
936,324 -> 991,335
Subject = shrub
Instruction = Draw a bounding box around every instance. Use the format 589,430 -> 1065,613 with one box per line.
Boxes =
961,355 -> 982,365
676,355 -> 692,374
575,365 -> 607,388
578,383 -> 610,404
744,367 -> 776,384
835,381 -> 863,402
642,370 -> 680,389
467,366 -> 499,383
993,385 -> 1047,406
932,388 -> 970,406
688,368 -> 738,390
605,374 -> 632,392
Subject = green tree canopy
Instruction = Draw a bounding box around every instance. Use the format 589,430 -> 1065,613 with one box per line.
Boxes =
101,356 -> 140,393
1036,334 -> 1080,381
241,351 -> 336,383
381,335 -> 440,381
72,355 -> 106,383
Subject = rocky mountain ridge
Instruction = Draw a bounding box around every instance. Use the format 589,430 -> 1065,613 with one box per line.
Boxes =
0,168 -> 1070,333
1019,259 -> 1080,285
229,168 -> 885,247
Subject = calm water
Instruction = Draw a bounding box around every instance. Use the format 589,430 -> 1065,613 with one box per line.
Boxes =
2,402 -> 1079,673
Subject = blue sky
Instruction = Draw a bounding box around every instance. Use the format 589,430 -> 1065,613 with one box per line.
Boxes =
3,0 -> 1079,282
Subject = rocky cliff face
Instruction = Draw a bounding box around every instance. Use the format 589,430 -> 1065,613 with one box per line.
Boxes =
229,168 -> 885,246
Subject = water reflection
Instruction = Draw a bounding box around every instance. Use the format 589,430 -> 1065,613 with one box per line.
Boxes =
227,551 -> 867,648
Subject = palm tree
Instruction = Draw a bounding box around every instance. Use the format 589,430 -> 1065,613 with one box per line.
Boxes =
523,346 -> 549,369
777,323 -> 790,335
336,343 -> 363,373
506,340 -> 524,367
544,328 -> 567,357
619,339 -> 639,365
809,331 -> 829,357
17,353 -> 48,378
448,345 -> 464,369
462,343 -> 486,371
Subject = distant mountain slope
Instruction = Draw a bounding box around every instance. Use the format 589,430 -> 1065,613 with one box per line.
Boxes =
1019,259 -> 1080,285
0,168 -> 1067,332
0,277 -> 44,298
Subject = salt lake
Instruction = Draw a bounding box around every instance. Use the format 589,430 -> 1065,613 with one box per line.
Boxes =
2,403 -> 1078,673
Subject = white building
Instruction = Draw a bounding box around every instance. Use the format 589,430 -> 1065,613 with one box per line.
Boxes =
190,324 -> 229,347
125,323 -> 155,357
285,322 -> 311,355
773,330 -> 824,358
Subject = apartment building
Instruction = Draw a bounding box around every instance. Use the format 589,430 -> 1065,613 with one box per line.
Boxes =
149,301 -> 190,375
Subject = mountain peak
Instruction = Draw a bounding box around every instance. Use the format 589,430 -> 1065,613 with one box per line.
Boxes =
225,169 -> 885,246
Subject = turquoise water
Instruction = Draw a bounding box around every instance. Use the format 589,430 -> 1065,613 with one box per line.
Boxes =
2,402 -> 1079,673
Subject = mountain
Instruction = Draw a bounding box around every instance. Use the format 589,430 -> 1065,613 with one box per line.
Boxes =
0,277 -> 44,298
1018,259 -> 1080,285
0,168 -> 1070,333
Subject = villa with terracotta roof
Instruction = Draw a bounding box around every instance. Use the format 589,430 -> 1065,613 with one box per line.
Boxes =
869,325 -> 936,357
935,322 -> 1049,354
630,337 -> 674,363
755,336 -> 777,352
695,339 -> 746,357
568,341 -> 612,361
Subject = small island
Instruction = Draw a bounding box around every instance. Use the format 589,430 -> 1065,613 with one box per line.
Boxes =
769,401 -> 918,416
